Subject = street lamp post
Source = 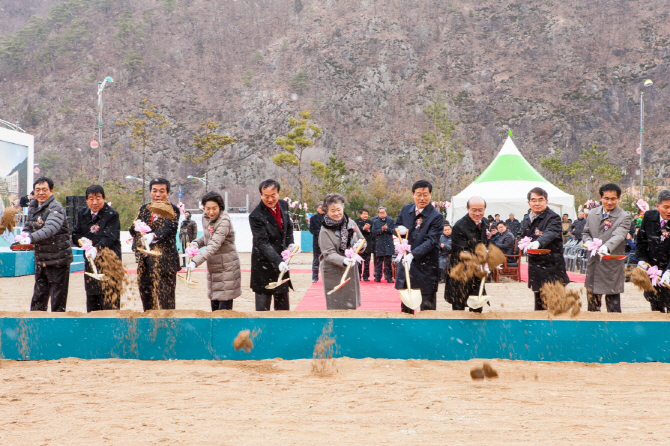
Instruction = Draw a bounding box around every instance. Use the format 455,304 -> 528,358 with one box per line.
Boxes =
639,79 -> 653,199
187,175 -> 207,185
125,175 -> 150,186
97,76 -> 113,185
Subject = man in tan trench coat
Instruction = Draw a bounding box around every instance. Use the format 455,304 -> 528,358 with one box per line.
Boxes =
582,183 -> 631,312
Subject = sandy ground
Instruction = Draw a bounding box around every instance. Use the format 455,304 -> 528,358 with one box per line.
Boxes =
0,357 -> 669,445
0,253 -> 663,316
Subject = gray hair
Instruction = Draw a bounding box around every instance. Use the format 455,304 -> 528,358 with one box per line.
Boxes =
323,193 -> 345,211
377,205 -> 387,212
316,201 -> 324,209
658,190 -> 670,204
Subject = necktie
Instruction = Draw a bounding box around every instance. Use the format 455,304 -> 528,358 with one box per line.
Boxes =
416,209 -> 421,216
603,213 -> 608,219
477,222 -> 481,230
91,213 -> 97,219
662,220 -> 666,228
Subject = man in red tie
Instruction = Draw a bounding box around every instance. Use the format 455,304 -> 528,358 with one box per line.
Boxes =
444,196 -> 488,311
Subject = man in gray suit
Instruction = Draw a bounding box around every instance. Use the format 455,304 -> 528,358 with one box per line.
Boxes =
582,183 -> 631,312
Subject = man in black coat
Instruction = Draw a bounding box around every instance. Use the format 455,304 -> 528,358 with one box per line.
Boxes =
129,178 -> 180,311
179,211 -> 198,267
355,208 -> 374,281
493,221 -> 515,255
309,202 -> 325,283
395,180 -> 444,314
505,213 -> 521,237
636,190 -> 670,312
520,187 -> 570,311
22,177 -> 73,312
569,211 -> 586,242
371,205 -> 395,283
72,185 -> 122,312
249,179 -> 295,311
444,196 -> 488,312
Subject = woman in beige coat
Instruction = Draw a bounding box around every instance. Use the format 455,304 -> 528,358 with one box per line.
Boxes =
188,192 -> 242,310
319,193 -> 364,310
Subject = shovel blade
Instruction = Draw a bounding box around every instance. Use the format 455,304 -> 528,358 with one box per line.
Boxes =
138,248 -> 161,256
467,295 -> 490,310
177,274 -> 198,288
265,278 -> 290,290
85,272 -> 105,281
400,289 -> 422,310
327,278 -> 351,295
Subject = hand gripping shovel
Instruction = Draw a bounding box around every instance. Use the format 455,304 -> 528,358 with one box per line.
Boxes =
137,235 -> 161,256
327,240 -> 366,295
395,228 -> 422,310
78,239 -> 104,281
266,244 -> 300,289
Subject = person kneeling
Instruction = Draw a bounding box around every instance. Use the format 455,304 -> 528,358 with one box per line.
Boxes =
188,192 -> 242,311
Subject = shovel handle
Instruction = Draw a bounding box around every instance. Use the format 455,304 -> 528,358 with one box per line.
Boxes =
477,276 -> 486,299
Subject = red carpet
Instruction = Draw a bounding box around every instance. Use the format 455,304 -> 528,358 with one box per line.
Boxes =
296,279 -> 401,312
519,263 -> 585,284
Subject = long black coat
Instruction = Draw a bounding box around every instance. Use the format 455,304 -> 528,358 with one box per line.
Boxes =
635,209 -> 670,304
445,214 -> 488,303
394,203 -> 444,294
371,216 -> 395,256
249,199 -> 295,294
72,203 -> 122,295
129,203 -> 180,276
521,208 -> 569,291
505,218 -> 521,237
309,212 -> 324,255
355,217 -> 375,254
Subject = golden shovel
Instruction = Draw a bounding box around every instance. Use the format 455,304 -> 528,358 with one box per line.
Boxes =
327,240 -> 366,295
395,228 -> 422,310
467,274 -> 490,310
137,234 -> 161,256
266,244 -> 301,289
78,239 -> 104,281
177,256 -> 199,288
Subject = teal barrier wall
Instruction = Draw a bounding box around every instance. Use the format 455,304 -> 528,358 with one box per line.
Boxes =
1,318 -> 669,363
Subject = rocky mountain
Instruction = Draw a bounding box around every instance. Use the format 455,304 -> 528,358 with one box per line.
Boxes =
1,0 -> 669,207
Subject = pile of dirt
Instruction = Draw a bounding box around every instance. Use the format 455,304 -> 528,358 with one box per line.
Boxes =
233,329 -> 255,353
540,281 -> 581,317
470,362 -> 499,380
312,321 -> 337,376
628,267 -> 655,293
0,207 -> 19,233
148,201 -> 176,218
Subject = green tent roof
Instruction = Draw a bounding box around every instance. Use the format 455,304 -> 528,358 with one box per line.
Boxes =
473,136 -> 549,184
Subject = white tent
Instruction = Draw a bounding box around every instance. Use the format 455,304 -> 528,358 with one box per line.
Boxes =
447,136 -> 576,224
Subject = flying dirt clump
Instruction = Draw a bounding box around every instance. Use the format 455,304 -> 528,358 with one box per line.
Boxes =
628,267 -> 655,293
312,321 -> 337,376
470,362 -> 499,380
540,281 -> 581,317
233,329 -> 256,353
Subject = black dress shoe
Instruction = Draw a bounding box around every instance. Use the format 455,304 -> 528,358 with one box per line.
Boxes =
374,279 -> 381,283
363,278 -> 370,282
387,279 -> 394,284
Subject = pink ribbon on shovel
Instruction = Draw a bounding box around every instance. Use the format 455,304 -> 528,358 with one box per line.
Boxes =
345,248 -> 363,264
79,237 -> 94,253
648,265 -> 662,287
518,236 -> 533,251
584,238 -> 602,258
134,220 -> 152,234
281,249 -> 292,263
394,239 -> 412,262
14,232 -> 29,243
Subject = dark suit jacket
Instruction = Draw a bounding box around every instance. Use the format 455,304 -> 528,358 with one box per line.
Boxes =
493,230 -> 515,255
635,210 -> 670,271
520,207 -> 569,291
355,217 -> 374,254
249,199 -> 295,294
309,212 -> 325,254
129,203 -> 181,276
394,203 -> 444,294
371,216 -> 395,257
72,203 -> 122,295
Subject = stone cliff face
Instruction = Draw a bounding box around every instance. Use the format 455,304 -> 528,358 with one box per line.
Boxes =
0,0 -> 668,206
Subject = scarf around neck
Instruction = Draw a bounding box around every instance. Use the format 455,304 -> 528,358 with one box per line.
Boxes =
323,213 -> 351,252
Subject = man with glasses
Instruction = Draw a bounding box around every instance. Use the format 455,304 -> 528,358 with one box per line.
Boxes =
72,185 -> 122,312
445,196 -> 488,312
520,187 -> 570,310
22,177 -> 73,312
